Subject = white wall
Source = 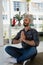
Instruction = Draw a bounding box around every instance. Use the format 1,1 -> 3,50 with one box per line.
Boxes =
0,0 -> 3,46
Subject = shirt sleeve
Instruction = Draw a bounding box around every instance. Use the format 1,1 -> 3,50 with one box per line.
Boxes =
32,29 -> 39,46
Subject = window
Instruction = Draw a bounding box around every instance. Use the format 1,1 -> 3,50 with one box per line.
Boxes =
13,1 -> 26,12
31,2 -> 43,12
13,1 -> 20,11
38,15 -> 43,20
3,15 -> 7,20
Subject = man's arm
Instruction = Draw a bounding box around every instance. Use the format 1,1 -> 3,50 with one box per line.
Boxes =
22,39 -> 35,46
22,30 -> 39,46
12,31 -> 21,44
12,39 -> 20,44
19,31 -> 35,46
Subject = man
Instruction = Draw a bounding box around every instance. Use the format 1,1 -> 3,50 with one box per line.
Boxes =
5,14 -> 39,64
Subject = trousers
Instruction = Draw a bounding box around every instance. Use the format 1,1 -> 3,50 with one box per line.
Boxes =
5,46 -> 37,62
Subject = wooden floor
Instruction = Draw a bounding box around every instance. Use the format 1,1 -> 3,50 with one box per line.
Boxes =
25,52 -> 43,65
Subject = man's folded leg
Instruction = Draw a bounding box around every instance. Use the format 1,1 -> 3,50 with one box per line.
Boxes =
17,47 -> 37,63
5,46 -> 22,63
5,46 -> 37,64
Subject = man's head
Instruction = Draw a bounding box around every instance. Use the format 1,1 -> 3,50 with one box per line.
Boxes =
23,14 -> 33,27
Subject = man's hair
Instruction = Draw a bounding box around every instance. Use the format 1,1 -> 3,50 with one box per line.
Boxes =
24,14 -> 33,22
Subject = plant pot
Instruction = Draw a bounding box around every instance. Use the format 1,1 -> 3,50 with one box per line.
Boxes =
18,22 -> 21,26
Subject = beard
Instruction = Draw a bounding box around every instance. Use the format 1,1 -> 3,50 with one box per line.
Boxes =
23,22 -> 29,27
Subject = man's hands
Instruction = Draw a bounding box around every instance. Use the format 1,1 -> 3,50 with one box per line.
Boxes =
12,31 -> 26,44
19,31 -> 26,42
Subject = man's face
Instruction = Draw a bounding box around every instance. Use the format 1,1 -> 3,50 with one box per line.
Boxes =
23,17 -> 30,27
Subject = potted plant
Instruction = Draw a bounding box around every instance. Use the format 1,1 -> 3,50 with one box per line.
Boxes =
15,14 -> 23,26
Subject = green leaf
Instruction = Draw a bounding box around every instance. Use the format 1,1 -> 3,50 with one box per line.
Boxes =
15,14 -> 23,22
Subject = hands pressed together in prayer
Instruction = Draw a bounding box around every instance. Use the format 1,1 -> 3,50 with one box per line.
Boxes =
19,31 -> 26,43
